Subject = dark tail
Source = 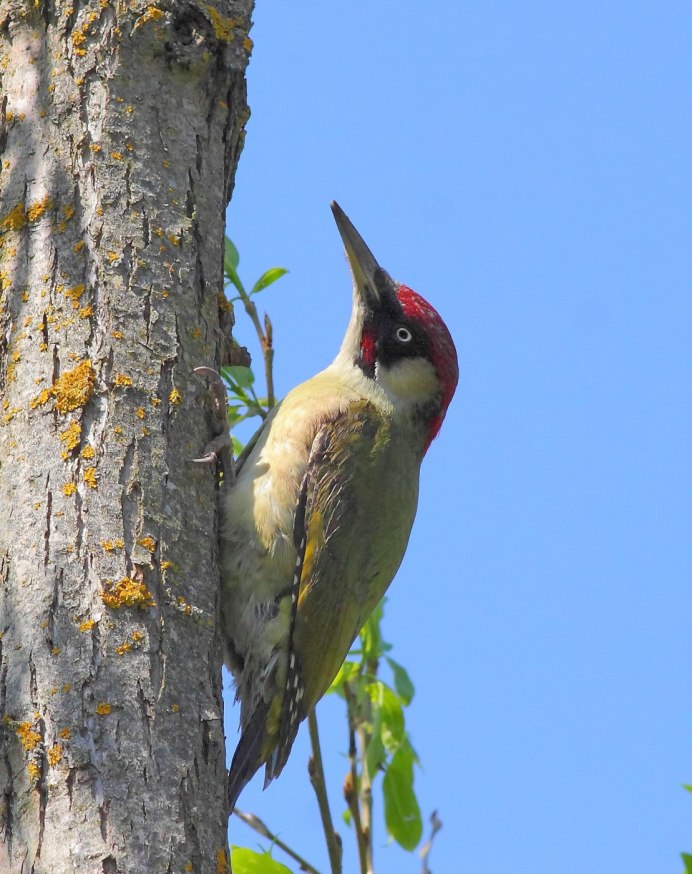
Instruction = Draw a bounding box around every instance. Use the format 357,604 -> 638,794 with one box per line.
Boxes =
227,702 -> 269,814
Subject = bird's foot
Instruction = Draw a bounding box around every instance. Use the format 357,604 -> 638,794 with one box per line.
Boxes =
193,366 -> 234,483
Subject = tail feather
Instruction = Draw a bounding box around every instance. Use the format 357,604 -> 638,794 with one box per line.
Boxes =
227,701 -> 269,813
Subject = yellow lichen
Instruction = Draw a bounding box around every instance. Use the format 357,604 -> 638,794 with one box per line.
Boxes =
101,537 -> 124,551
102,577 -> 156,609
95,703 -> 111,715
62,482 -> 76,496
201,3 -> 240,42
171,703 -> 180,713
138,536 -> 156,552
64,283 -> 86,308
1,407 -> 21,425
73,240 -> 85,252
106,251 -> 119,263
16,722 -> 41,751
215,848 -> 229,874
78,618 -> 94,633
51,646 -> 61,656
110,151 -> 123,161
38,342 -> 48,352
26,194 -> 53,223
111,330 -> 124,339
176,597 -> 193,616
27,762 -> 41,782
140,5 -> 163,25
115,641 -> 132,655
169,388 -> 182,405
89,143 -> 102,153
33,502 -> 41,510
150,396 -> 161,406
47,743 -> 63,766
63,683 -> 72,693
131,630 -> 144,643
59,420 -> 82,451
114,373 -> 132,387
160,560 -> 174,571
83,466 -> 98,489
243,36 -> 253,52
33,360 -> 95,413
0,198 -> 33,235
135,407 -> 145,419
79,304 -> 93,318
183,863 -> 192,872
81,444 -> 95,459
217,292 -> 232,312
54,360 -> 94,412
59,727 -> 71,739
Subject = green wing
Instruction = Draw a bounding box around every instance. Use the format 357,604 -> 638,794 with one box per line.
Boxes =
268,399 -> 418,778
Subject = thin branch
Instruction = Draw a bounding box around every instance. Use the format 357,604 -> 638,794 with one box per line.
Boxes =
263,312 -> 275,409
233,807 -> 322,874
343,682 -> 368,874
235,288 -> 275,412
419,810 -> 443,874
356,724 -> 374,874
307,709 -> 343,874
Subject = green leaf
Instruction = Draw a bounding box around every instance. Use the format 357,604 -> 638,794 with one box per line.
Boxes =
328,659 -> 360,695
386,657 -> 415,705
222,365 -> 255,389
230,847 -> 292,874
369,680 -> 405,753
250,267 -> 288,296
360,602 -> 385,662
365,721 -> 386,778
223,238 -> 244,295
382,742 -> 423,852
231,436 -> 245,457
683,784 -> 692,793
224,236 -> 240,271
681,852 -> 692,874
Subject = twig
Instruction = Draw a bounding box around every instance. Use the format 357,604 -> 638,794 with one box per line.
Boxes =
233,807 -> 322,874
236,289 -> 275,411
356,653 -> 380,874
356,724 -> 374,874
419,810 -> 443,874
263,312 -> 275,409
307,710 -> 343,874
343,682 -> 368,874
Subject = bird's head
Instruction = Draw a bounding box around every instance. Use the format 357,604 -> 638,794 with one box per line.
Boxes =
331,202 -> 458,452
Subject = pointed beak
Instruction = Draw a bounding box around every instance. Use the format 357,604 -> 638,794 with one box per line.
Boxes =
331,201 -> 398,313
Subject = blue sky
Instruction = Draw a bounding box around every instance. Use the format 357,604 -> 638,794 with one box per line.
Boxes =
224,3 -> 692,872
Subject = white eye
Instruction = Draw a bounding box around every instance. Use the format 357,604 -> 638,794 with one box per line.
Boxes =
395,326 -> 412,343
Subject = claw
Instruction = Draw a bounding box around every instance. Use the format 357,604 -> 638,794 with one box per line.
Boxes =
194,367 -> 234,484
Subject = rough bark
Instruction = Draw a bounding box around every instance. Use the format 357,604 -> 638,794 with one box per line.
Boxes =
0,1 -> 252,871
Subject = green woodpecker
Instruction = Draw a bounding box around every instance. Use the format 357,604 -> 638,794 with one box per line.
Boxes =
222,202 -> 458,810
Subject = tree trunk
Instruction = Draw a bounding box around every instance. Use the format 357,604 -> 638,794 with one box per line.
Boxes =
0,1 -> 252,870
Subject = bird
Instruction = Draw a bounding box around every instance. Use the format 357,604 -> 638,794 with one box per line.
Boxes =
221,202 -> 458,811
